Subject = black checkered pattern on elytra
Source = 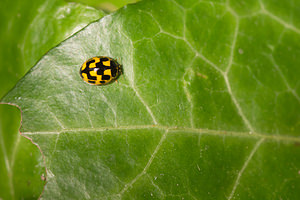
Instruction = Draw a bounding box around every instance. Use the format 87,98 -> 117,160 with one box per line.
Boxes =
81,57 -> 119,82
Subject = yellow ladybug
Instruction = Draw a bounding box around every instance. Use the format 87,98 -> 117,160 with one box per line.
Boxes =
79,56 -> 122,85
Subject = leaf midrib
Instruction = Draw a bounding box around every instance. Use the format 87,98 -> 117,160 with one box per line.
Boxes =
22,125 -> 300,142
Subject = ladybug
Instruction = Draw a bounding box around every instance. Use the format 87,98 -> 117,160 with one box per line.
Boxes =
79,56 -> 122,85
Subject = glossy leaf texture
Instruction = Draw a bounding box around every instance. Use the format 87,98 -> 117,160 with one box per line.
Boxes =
2,0 -> 300,199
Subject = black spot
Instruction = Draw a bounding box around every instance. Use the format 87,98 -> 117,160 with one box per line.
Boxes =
81,68 -> 97,80
81,63 -> 97,80
88,80 -> 96,84
100,81 -> 106,84
101,57 -> 109,62
96,61 -> 107,75
110,61 -> 118,77
111,68 -> 117,77
86,59 -> 95,67
102,75 -> 110,80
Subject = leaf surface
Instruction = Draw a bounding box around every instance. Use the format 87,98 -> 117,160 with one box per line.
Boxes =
2,0 -> 300,199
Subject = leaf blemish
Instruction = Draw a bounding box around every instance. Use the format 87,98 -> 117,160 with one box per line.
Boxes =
238,48 -> 244,54
196,72 -> 208,79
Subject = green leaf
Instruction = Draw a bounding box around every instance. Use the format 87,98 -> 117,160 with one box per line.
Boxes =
2,0 -> 300,199
0,104 -> 45,199
0,0 -> 105,199
0,0 -> 105,98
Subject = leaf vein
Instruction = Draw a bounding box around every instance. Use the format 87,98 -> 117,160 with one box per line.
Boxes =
227,138 -> 265,200
118,130 -> 168,196
260,0 -> 300,34
268,55 -> 300,103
